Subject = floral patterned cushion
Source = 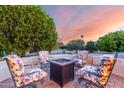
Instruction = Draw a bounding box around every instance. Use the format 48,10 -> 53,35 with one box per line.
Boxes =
76,67 -> 99,83
98,55 -> 115,85
13,76 -> 24,87
76,65 -> 98,74
6,55 -> 48,87
75,59 -> 85,67
83,72 -> 99,83
38,51 -> 49,63
14,68 -> 48,87
75,51 -> 88,66
78,51 -> 88,60
76,55 -> 116,86
6,55 -> 24,76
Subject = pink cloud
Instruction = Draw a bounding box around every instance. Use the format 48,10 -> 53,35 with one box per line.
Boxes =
57,6 -> 124,43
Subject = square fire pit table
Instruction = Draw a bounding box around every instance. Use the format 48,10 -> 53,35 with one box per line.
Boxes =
48,58 -> 77,87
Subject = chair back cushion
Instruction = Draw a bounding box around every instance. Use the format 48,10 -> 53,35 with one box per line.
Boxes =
38,51 -> 49,62
98,55 -> 116,85
86,55 -> 93,65
78,51 -> 88,60
6,55 -> 24,77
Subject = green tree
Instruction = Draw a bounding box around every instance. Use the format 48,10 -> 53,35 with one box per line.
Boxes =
97,31 -> 124,52
66,39 -> 85,51
0,5 -> 57,56
85,41 -> 97,53
54,42 -> 64,49
60,45 -> 67,49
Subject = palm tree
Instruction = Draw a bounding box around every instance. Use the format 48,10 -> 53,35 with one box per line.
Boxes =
81,34 -> 84,39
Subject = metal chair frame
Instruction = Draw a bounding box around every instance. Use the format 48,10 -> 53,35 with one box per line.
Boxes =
38,51 -> 50,68
5,58 -> 46,88
78,52 -> 118,88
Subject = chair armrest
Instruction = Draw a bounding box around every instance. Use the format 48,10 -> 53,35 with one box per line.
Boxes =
89,71 -> 99,76
48,56 -> 54,60
49,56 -> 54,58
72,54 -> 78,59
23,71 -> 39,76
92,64 -> 98,66
24,64 -> 32,68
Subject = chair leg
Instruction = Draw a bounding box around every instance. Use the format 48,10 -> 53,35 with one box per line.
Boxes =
85,81 -> 94,88
96,84 -> 104,88
28,79 -> 47,88
30,84 -> 37,88
40,63 -> 43,68
40,63 -> 48,69
85,81 -> 104,88
78,78 -> 84,84
35,81 -> 43,88
20,83 -> 37,88
77,77 -> 103,88
27,83 -> 37,88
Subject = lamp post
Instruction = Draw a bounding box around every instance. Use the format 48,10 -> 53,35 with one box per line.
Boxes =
80,34 -> 84,51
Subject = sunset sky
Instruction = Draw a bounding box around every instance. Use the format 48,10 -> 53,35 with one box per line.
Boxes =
43,5 -> 124,44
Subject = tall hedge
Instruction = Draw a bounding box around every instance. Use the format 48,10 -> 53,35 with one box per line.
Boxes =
66,39 -> 85,51
0,6 -> 57,56
85,41 -> 97,53
97,31 -> 124,52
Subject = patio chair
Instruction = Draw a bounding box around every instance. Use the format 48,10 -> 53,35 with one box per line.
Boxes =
74,51 -> 89,67
75,53 -> 118,88
4,55 -> 48,88
38,51 -> 50,68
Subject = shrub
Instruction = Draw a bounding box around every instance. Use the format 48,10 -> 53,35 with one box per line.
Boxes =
97,31 -> 124,52
0,5 -> 57,56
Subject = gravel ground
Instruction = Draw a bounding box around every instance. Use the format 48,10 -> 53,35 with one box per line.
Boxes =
0,65 -> 124,88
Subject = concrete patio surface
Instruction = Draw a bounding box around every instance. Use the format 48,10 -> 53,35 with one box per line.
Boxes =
0,53 -> 124,88
0,65 -> 124,88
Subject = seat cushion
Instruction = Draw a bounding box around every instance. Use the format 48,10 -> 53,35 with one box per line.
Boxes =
75,59 -> 86,67
24,68 -> 48,79
15,68 -> 48,87
76,65 -> 99,77
22,68 -> 48,85
82,65 -> 98,72
76,67 -> 99,83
